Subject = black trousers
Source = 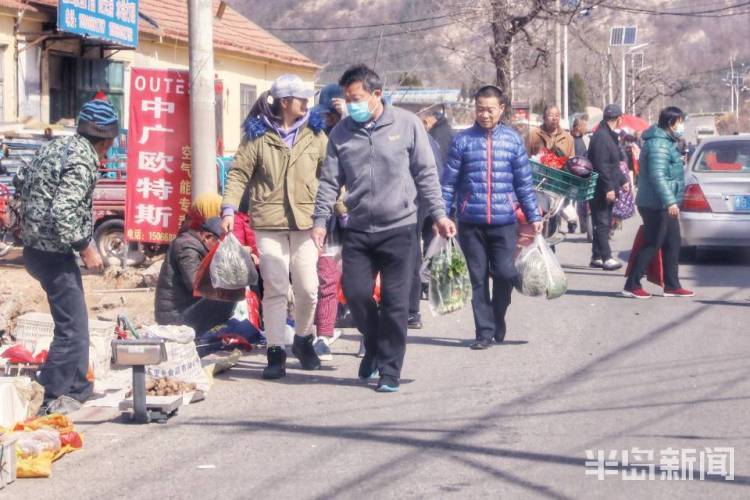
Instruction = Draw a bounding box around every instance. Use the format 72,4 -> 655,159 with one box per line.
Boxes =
342,225 -> 416,380
458,222 -> 518,342
625,207 -> 682,290
409,216 -> 436,315
591,195 -> 614,261
182,299 -> 235,334
23,247 -> 93,404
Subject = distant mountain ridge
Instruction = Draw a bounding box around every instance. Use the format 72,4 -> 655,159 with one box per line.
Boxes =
230,0 -> 750,113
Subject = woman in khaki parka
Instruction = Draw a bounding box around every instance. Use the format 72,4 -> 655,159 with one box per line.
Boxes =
221,75 -> 328,379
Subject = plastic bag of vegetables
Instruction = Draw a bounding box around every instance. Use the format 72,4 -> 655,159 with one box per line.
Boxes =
420,237 -> 472,315
514,234 -> 567,299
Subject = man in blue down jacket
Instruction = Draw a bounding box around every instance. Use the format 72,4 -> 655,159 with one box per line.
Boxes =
441,86 -> 542,350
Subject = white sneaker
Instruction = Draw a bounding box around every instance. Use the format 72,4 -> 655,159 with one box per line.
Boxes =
328,329 -> 343,345
356,338 -> 366,358
602,258 -> 623,271
313,337 -> 333,361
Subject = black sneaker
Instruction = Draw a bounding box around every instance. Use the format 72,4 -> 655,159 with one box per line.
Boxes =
262,346 -> 287,379
375,376 -> 400,393
292,335 -> 321,370
494,321 -> 506,344
470,339 -> 493,350
407,313 -> 423,330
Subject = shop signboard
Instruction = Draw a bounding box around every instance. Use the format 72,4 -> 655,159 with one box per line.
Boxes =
57,0 -> 139,48
125,68 -> 191,244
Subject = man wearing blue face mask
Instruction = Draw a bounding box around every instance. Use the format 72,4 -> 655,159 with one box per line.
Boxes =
312,64 -> 456,393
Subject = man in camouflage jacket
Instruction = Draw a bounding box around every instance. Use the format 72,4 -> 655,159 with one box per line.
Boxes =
19,98 -> 118,408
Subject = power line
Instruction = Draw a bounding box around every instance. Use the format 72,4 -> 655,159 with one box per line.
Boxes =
616,0 -> 746,12
264,10 -> 476,31
599,0 -> 750,18
279,16 -> 481,44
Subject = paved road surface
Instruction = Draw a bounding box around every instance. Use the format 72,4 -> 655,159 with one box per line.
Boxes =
8,219 -> 750,499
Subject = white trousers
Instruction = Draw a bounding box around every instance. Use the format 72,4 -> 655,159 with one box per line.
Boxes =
256,230 -> 319,347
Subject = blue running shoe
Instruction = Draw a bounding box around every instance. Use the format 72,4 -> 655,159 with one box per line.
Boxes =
358,356 -> 378,381
375,377 -> 400,393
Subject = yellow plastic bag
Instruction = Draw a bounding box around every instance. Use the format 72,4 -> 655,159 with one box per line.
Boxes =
12,414 -> 83,478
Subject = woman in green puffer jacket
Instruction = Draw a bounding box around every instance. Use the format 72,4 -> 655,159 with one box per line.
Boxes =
623,106 -> 694,299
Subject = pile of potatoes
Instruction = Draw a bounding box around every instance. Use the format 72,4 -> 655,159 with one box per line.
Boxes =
127,377 -> 197,397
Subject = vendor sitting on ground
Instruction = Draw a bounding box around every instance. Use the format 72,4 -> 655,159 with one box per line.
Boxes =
155,216 -> 235,333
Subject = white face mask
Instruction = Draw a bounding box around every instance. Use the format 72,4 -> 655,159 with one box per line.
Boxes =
674,122 -> 685,138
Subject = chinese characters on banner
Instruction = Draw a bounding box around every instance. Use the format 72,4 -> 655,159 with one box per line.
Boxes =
125,68 -> 192,244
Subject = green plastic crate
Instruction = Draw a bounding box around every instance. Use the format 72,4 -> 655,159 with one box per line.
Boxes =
531,161 -> 599,202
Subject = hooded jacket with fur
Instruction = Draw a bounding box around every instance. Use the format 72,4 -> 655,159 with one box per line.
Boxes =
222,111 -> 327,230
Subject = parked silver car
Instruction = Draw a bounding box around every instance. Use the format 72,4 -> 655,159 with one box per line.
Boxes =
681,134 -> 750,250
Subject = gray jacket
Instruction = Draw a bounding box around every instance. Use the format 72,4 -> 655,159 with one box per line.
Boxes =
313,101 -> 446,233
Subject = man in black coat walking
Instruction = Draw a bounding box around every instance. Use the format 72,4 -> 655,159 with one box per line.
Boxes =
588,104 -> 629,270
426,108 -> 454,161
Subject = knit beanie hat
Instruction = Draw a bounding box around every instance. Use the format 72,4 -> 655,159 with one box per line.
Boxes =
77,98 -> 120,139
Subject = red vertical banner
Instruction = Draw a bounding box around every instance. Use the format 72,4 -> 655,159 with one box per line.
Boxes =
125,68 -> 192,244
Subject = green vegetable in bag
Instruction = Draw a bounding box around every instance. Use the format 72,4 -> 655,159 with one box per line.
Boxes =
514,235 -> 567,299
426,238 -> 472,315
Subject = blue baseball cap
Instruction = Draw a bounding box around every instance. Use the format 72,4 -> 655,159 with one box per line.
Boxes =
317,84 -> 343,114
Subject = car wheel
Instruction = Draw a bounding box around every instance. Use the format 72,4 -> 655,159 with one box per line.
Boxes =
94,219 -> 146,267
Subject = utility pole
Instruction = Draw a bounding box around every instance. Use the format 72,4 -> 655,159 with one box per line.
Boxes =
621,49 -> 626,111
555,0 -> 562,111
621,43 -> 647,113
599,56 -> 609,109
630,53 -> 635,114
607,48 -> 613,104
373,30 -> 384,70
188,0 -> 218,200
563,23 -> 569,124
730,57 -> 735,114
510,41 -> 515,102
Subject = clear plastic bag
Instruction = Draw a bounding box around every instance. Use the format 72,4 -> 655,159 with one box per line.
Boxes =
422,237 -> 472,315
15,429 -> 62,457
322,217 -> 343,259
209,233 -> 258,290
514,234 -> 567,299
